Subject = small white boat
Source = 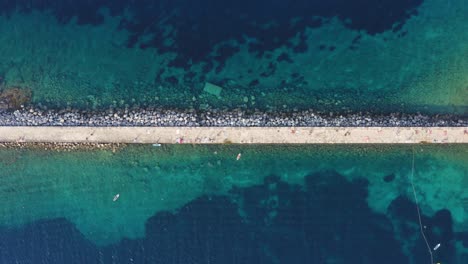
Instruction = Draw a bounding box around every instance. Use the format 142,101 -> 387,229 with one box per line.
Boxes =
113,193 -> 120,202
236,153 -> 242,161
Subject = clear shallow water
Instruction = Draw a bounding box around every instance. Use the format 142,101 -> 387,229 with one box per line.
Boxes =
0,144 -> 467,263
0,1 -> 467,263
0,0 -> 467,114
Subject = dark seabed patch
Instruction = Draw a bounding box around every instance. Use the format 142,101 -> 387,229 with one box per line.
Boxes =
0,0 -> 423,70
1,170 -> 466,263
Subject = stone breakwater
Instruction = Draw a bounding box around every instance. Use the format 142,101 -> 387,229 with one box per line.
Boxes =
0,142 -> 125,151
0,108 -> 466,127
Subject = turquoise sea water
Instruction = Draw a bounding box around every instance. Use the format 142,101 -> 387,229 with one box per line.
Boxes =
0,0 -> 467,263
0,0 -> 466,114
0,144 -> 467,263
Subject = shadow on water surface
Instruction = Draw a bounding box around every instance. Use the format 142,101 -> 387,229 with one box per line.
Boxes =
0,170 -> 466,263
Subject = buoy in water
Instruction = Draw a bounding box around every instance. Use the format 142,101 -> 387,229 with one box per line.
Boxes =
113,193 -> 120,202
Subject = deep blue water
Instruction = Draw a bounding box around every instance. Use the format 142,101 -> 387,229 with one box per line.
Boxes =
0,1 -> 466,263
0,0 -> 421,71
1,171 -> 465,264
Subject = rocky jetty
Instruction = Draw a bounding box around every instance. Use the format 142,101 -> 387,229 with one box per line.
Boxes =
0,142 -> 125,151
0,107 -> 466,127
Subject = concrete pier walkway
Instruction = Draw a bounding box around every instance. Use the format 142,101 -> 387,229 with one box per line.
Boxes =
0,126 -> 466,144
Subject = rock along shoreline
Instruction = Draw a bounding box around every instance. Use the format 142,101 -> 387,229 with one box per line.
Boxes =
0,107 -> 466,127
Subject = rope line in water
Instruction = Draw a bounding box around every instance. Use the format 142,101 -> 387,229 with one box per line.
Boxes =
410,148 -> 434,264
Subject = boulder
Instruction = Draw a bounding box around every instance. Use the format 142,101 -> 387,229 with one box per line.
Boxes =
0,87 -> 32,110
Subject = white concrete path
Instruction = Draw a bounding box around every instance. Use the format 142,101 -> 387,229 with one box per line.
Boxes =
0,126 -> 466,144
